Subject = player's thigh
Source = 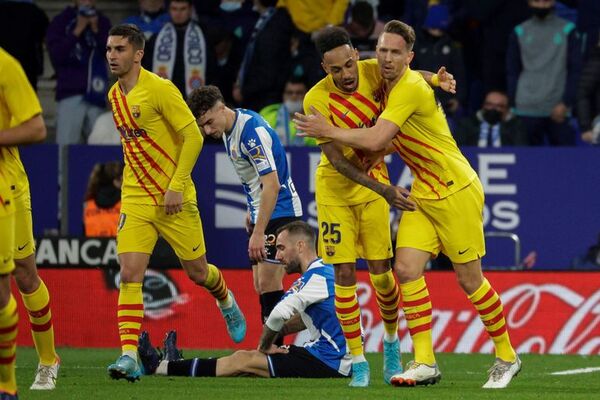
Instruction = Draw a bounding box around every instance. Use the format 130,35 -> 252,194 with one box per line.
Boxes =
317,203 -> 358,264
356,197 -> 393,261
395,204 -> 440,256
117,204 -> 159,257
0,213 -> 15,275
267,346 -> 344,378
155,202 -> 206,261
13,193 -> 35,260
424,180 -> 486,264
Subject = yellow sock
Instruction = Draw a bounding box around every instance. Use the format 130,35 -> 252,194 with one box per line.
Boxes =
21,280 -> 57,365
334,284 -> 364,359
118,282 -> 144,355
400,276 -> 435,365
369,270 -> 400,339
469,279 -> 516,362
0,295 -> 18,395
203,264 -> 230,303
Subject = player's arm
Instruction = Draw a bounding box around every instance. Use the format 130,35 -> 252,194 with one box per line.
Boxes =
0,114 -> 46,145
280,313 -> 306,336
296,109 -> 400,152
322,142 -> 415,210
250,171 -> 280,262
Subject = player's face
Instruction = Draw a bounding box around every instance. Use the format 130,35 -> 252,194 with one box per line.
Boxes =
106,36 -> 143,77
275,231 -> 302,275
322,45 -> 360,93
376,32 -> 414,82
198,102 -> 228,139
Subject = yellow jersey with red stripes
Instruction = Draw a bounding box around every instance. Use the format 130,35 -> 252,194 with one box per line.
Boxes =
380,68 -> 476,200
0,47 -> 40,199
109,68 -> 198,206
304,59 -> 390,206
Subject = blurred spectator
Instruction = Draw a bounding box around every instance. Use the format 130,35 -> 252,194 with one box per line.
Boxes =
454,91 -> 529,147
378,0 -> 405,22
83,161 -> 124,237
143,0 -> 215,98
87,110 -> 121,145
506,0 -> 581,146
572,233 -> 600,269
233,0 -> 294,111
277,0 -> 349,35
0,0 -> 48,89
209,30 -> 243,106
47,0 -> 111,145
577,41 -> 600,145
345,1 -> 384,59
412,4 -> 466,121
202,0 -> 258,50
289,30 -> 323,88
577,0 -> 600,61
122,0 -> 170,39
259,76 -> 316,146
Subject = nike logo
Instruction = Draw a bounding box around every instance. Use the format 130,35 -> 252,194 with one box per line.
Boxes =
458,248 -> 469,255
192,243 -> 201,251
17,242 -> 29,251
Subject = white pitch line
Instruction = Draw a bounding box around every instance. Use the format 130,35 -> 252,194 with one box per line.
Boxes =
550,367 -> 600,376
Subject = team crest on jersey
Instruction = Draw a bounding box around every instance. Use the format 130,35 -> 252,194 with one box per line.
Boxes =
247,138 -> 257,148
325,245 -> 335,257
131,105 -> 141,118
248,145 -> 270,172
287,279 -> 306,294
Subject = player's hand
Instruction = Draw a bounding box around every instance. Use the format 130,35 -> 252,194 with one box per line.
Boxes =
248,230 -> 267,262
361,150 -> 386,173
437,66 -> 456,94
382,185 -> 417,211
294,106 -> 330,138
581,130 -> 594,143
164,190 -> 183,215
73,15 -> 89,37
88,15 -> 99,33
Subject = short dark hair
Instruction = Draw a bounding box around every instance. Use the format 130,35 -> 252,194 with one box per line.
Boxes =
383,20 -> 416,51
108,24 -> 145,50
170,0 -> 193,4
314,26 -> 353,58
187,85 -> 224,118
276,220 -> 316,249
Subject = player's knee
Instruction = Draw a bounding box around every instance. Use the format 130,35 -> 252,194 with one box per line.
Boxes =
393,259 -> 419,283
334,264 -> 356,285
12,261 -> 40,293
229,350 -> 254,373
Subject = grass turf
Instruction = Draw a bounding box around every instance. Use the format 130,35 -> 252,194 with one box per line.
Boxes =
15,347 -> 600,400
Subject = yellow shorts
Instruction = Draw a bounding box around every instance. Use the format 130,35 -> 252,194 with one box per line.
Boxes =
13,191 -> 35,259
117,202 -> 206,261
318,196 -> 393,264
0,183 -> 15,274
396,179 -> 486,264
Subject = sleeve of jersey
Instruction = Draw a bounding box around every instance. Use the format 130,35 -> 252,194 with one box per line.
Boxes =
156,80 -> 197,133
265,274 -> 328,332
303,89 -> 332,146
378,83 -> 419,129
3,57 -> 42,125
241,120 -> 277,176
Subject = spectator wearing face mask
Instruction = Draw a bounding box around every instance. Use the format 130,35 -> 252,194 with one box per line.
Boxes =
122,0 -> 170,39
453,91 -> 529,147
260,76 -> 316,146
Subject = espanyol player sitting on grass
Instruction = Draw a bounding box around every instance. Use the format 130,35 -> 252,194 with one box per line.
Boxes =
138,221 -> 352,379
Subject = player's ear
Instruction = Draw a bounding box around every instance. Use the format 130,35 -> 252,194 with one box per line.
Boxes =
407,51 -> 414,65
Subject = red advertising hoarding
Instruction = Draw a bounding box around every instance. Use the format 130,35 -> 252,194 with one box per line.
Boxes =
14,270 -> 600,354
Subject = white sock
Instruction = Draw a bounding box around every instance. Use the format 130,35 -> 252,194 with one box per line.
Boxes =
384,332 -> 399,343
155,360 -> 169,375
352,354 -> 367,363
123,350 -> 137,361
218,292 -> 233,309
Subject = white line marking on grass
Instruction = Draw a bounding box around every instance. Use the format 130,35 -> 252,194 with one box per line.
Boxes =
550,367 -> 600,375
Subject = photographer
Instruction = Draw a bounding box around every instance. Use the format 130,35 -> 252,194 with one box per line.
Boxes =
47,0 -> 111,146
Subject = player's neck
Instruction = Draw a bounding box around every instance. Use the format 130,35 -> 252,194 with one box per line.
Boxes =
224,108 -> 236,133
387,66 -> 408,91
118,66 -> 141,95
300,253 -> 319,273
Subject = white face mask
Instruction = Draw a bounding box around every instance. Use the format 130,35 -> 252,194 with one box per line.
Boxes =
220,1 -> 242,12
284,100 -> 303,115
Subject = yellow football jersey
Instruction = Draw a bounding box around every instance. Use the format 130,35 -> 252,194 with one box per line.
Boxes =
304,59 -> 390,206
109,68 -> 199,206
380,68 -> 476,200
0,47 -> 41,198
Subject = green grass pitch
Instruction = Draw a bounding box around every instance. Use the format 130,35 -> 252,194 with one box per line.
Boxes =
15,347 -> 600,400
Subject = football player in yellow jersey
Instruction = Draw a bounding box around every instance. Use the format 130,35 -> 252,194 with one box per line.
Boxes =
104,25 -> 246,382
296,21 -> 520,389
0,47 -> 59,396
305,27 -> 454,387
